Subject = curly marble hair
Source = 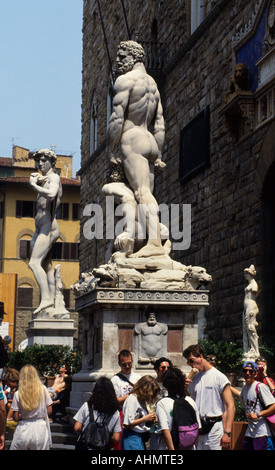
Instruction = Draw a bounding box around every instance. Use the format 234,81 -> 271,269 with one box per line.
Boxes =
31,148 -> 57,165
118,40 -> 145,64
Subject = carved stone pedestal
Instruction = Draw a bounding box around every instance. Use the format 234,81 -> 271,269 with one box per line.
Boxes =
26,317 -> 76,348
69,287 -> 209,411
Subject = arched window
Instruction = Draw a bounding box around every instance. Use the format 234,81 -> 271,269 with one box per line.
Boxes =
151,19 -> 158,69
19,235 -> 32,259
17,283 -> 33,308
191,0 -> 205,33
90,99 -> 98,156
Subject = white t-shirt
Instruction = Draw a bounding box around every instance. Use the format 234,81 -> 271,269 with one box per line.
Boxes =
73,402 -> 121,434
111,372 -> 141,398
11,386 -> 52,420
239,381 -> 275,438
187,367 -> 230,418
122,394 -> 150,433
156,396 -> 201,450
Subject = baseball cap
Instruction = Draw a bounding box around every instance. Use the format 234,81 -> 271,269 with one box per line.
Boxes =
243,361 -> 258,372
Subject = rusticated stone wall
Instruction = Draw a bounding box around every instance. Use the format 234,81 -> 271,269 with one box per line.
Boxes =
80,0 -> 275,343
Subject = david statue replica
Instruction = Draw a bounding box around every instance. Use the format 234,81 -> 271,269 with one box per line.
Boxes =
28,148 -> 69,318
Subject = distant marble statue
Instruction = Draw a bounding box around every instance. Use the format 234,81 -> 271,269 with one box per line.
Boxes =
134,312 -> 167,365
224,63 -> 249,103
54,264 -> 70,317
106,40 -> 166,259
242,264 -> 260,360
29,149 -> 62,317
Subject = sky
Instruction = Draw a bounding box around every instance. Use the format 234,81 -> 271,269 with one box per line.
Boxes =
0,0 -> 83,177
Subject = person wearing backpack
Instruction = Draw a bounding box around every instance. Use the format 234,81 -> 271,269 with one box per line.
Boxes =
231,361 -> 275,450
73,377 -> 121,450
156,367 -> 201,450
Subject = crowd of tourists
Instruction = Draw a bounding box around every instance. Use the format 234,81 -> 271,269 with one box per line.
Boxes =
0,362 -> 71,450
1,344 -> 275,451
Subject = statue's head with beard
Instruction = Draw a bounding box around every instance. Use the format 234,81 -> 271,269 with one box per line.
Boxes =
115,40 -> 145,75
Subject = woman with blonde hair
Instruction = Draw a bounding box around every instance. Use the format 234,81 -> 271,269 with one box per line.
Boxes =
10,364 -> 53,450
121,375 -> 160,450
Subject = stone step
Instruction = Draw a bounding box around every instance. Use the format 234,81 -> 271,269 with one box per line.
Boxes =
50,421 -> 77,449
50,443 -> 76,451
51,431 -> 77,445
4,421 -> 77,451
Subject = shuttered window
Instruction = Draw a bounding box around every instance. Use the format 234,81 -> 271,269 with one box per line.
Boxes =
16,201 -> 36,218
17,287 -> 33,307
20,240 -> 31,259
51,242 -> 79,260
72,203 -> 80,221
56,203 -> 69,220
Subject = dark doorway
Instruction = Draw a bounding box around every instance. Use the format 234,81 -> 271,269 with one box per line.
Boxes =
261,161 -> 275,338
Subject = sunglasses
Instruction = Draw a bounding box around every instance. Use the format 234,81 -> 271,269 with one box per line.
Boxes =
242,369 -> 254,374
160,366 -> 170,370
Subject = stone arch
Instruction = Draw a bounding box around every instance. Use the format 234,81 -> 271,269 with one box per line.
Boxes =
256,121 -> 275,337
56,232 -> 66,243
17,276 -> 38,309
17,276 -> 36,289
74,233 -> 80,243
16,229 -> 33,258
253,121 -> 275,200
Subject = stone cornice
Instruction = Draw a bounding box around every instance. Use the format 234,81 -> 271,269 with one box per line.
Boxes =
75,287 -> 209,312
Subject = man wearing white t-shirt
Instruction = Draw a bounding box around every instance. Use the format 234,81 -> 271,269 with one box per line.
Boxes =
231,361 -> 275,450
183,344 -> 235,450
111,350 -> 141,407
111,350 -> 141,450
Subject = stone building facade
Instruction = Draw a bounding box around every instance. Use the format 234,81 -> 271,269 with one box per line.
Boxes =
79,0 -> 275,345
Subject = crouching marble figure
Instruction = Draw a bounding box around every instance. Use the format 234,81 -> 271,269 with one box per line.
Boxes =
29,149 -> 70,319
134,313 -> 167,366
72,41 -> 212,295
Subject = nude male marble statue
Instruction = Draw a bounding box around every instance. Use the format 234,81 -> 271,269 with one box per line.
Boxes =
106,40 -> 166,258
28,149 -> 62,316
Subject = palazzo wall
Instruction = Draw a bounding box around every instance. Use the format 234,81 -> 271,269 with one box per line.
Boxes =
79,0 -> 275,344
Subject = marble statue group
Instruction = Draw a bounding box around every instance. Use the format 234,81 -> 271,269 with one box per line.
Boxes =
27,40 -> 263,365
72,40 -> 212,296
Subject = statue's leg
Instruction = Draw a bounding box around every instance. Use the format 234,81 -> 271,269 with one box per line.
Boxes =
29,231 -> 54,313
122,153 -> 165,257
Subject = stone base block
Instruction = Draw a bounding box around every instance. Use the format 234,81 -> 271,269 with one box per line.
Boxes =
69,287 -> 209,411
26,318 -> 76,348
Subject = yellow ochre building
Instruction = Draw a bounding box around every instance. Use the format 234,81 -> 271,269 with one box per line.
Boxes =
0,145 -> 80,350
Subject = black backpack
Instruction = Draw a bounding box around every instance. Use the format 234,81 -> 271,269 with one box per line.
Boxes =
75,403 -> 113,451
171,397 -> 199,450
